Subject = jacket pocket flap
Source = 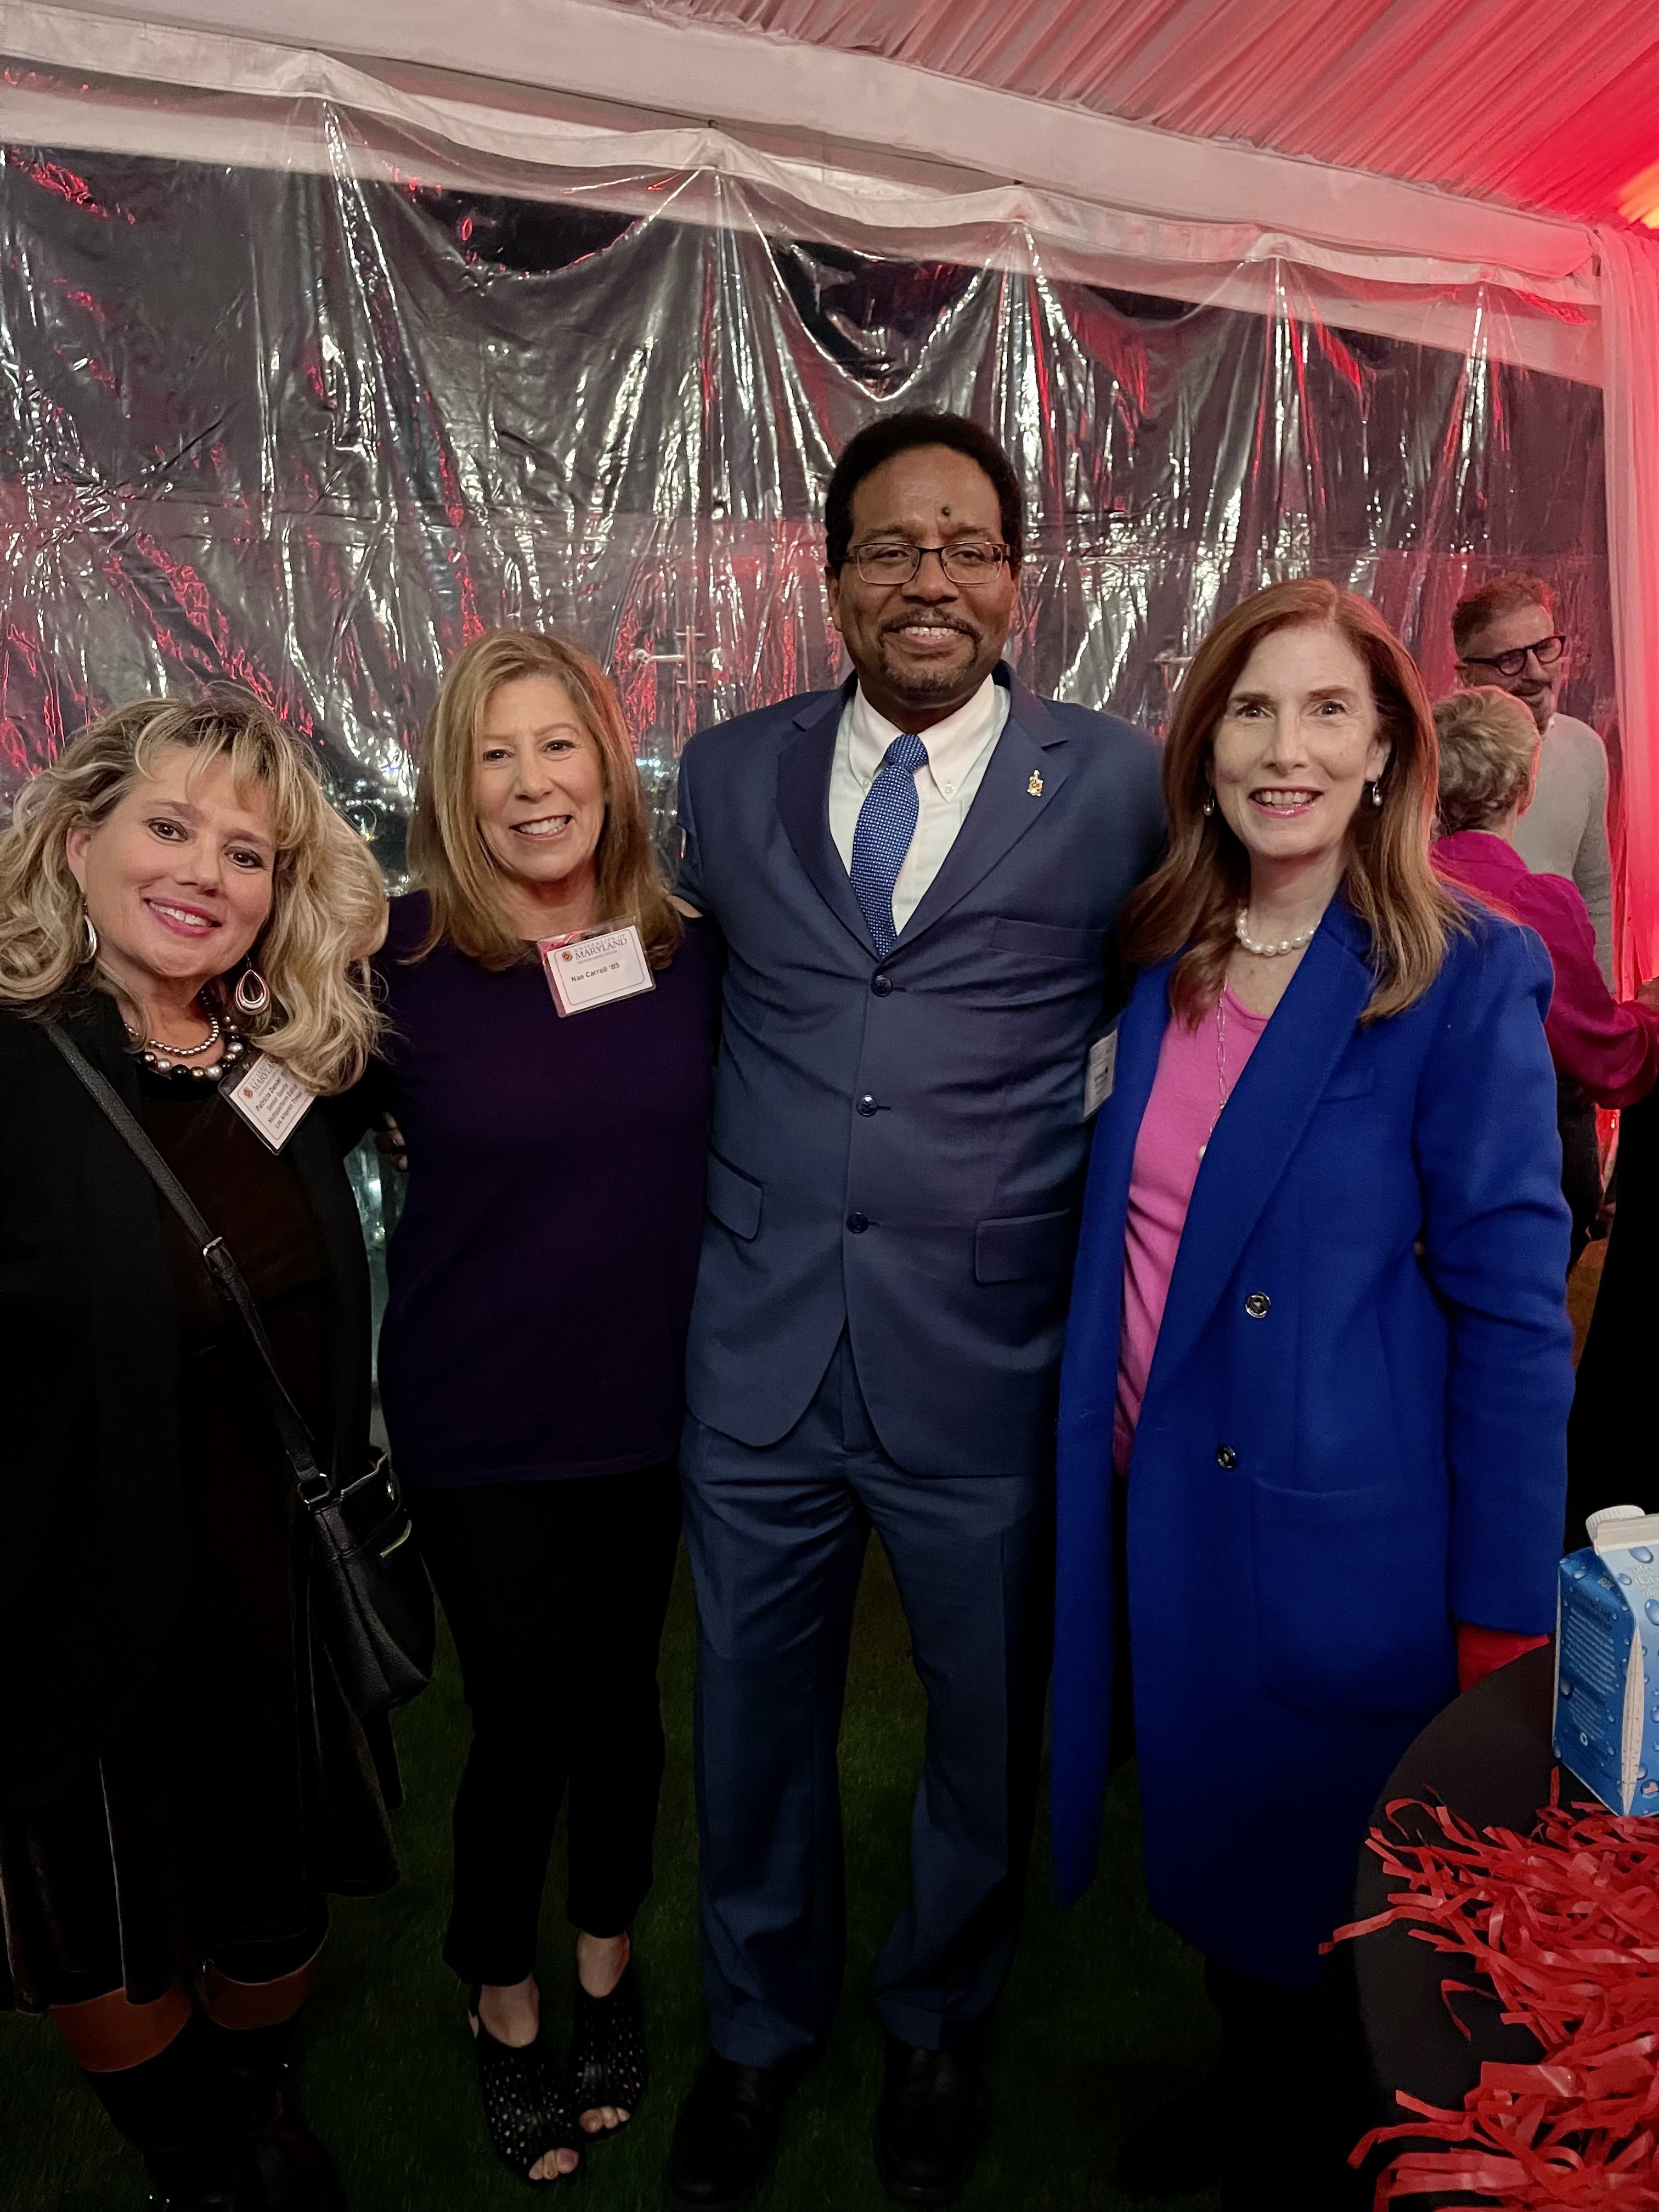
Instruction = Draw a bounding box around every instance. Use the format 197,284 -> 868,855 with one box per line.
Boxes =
974,1207 -> 1076,1285
990,916 -> 1107,962
706,1152 -> 762,1242
1320,1067 -> 1377,1102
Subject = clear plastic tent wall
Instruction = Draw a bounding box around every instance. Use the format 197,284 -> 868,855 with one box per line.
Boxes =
0,99 -> 1614,903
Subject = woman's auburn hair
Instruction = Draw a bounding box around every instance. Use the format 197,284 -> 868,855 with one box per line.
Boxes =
0,691 -> 387,1093
408,629 -> 683,974
1122,577 -> 1465,1026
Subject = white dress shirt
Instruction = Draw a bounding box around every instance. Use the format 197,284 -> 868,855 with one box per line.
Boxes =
828,676 -> 1010,934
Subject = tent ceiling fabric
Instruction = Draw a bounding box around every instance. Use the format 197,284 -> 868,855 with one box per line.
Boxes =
627,0 -> 1659,227
5,0 -> 1659,973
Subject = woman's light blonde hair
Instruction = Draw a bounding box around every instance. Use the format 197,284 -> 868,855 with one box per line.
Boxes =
1433,686 -> 1541,836
0,691 -> 386,1093
408,629 -> 682,972
1123,578 -> 1464,1026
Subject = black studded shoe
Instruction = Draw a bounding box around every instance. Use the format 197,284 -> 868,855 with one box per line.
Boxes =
569,1957 -> 647,2137
468,1989 -> 584,2189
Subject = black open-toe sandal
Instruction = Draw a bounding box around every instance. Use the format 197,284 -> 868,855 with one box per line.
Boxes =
469,1989 -> 585,2189
569,1957 -> 648,2138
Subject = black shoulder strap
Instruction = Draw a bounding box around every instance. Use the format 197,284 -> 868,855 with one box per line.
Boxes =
47,1021 -> 331,1500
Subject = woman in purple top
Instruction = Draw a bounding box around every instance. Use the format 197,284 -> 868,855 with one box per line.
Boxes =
357,631 -> 716,2188
1431,685 -> 1659,1263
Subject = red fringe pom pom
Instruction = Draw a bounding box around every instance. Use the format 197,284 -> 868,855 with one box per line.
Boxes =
1331,1780 -> 1659,2207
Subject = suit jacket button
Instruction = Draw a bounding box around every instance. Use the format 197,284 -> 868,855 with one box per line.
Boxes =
871,973 -> 893,997
1216,1444 -> 1238,1469
1244,1292 -> 1271,1318
846,1211 -> 869,1233
856,1094 -> 878,1116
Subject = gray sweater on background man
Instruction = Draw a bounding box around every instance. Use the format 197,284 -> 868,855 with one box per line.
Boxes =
1512,713 -> 1613,984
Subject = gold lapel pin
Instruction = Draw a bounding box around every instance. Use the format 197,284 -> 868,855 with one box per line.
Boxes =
1026,770 -> 1043,798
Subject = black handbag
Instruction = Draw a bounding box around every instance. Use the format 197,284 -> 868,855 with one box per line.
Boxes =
48,1023 -> 435,1719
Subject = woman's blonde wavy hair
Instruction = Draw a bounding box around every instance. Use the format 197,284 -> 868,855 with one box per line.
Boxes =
408,629 -> 682,972
0,691 -> 387,1093
1124,577 -> 1464,1026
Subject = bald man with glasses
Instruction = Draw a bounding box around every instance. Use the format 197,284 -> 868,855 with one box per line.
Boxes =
1453,573 -> 1613,984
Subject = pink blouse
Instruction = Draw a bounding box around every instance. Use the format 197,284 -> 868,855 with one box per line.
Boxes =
1113,988 -> 1268,1474
1432,831 -> 1659,1109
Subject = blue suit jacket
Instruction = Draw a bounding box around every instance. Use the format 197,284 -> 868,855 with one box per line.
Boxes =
678,665 -> 1165,1477
1051,899 -> 1574,1981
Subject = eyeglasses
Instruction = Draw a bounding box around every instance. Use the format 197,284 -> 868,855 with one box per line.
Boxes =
847,539 -> 1009,587
1461,634 -> 1567,679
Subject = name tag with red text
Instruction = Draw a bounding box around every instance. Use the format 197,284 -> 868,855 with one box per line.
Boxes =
539,923 -> 655,1017
221,1050 -> 315,1152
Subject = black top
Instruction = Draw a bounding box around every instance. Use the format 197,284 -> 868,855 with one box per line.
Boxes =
362,893 -> 719,1485
0,993 -> 377,1808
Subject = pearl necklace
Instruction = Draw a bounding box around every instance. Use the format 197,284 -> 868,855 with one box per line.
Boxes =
145,1013 -> 220,1058
133,1017 -> 249,1082
1234,904 -> 1321,958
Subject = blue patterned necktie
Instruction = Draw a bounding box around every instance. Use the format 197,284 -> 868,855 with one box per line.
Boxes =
849,730 -> 930,958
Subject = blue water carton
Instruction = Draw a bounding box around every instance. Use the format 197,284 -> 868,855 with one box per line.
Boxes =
1554,1503 -> 1659,1815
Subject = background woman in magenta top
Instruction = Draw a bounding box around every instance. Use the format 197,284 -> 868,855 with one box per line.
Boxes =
1052,581 -> 1573,2207
354,631 -> 716,2190
1431,684 -> 1659,1266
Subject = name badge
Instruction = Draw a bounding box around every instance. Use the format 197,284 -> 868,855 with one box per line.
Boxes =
1084,1028 -> 1118,1120
540,922 -> 656,1018
220,1049 -> 315,1152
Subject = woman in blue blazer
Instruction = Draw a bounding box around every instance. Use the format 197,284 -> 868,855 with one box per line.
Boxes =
1053,579 -> 1573,2203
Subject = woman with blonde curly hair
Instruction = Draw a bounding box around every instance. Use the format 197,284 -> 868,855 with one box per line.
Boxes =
0,690 -> 390,2212
1051,582 -> 1574,2207
347,629 -> 717,2187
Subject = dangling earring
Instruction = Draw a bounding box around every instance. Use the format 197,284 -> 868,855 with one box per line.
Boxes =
82,908 -> 98,961
1369,780 -> 1385,809
1202,793 -> 1216,818
234,964 -> 270,1017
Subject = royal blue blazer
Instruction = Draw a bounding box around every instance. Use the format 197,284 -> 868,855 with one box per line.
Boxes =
1051,898 -> 1574,1983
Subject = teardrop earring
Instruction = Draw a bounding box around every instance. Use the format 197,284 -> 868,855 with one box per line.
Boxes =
234,964 -> 270,1017
1369,780 -> 1385,809
1202,793 -> 1216,819
82,908 -> 99,961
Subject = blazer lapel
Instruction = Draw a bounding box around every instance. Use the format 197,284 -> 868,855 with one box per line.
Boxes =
1078,961 -> 1175,1367
775,680 -> 875,957
1146,909 -> 1377,1400
896,670 -> 1071,951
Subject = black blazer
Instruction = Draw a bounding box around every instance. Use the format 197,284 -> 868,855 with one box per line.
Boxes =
0,992 -> 375,1807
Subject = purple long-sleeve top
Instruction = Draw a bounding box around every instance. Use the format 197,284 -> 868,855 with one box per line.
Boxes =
1432,831 -> 1659,1109
366,891 -> 719,1486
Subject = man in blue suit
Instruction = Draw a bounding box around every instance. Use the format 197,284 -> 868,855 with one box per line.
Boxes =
666,411 -> 1164,2210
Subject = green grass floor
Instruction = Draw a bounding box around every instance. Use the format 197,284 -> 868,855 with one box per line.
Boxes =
1,1540 -> 1221,2212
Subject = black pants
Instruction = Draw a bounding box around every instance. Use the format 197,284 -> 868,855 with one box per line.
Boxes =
1558,1075 -> 1601,1273
1207,1961 -> 1368,2209
412,1461 -> 682,1988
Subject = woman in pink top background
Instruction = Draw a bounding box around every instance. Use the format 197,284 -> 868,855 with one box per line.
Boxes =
1052,580 -> 1573,2209
1431,684 -> 1659,1265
